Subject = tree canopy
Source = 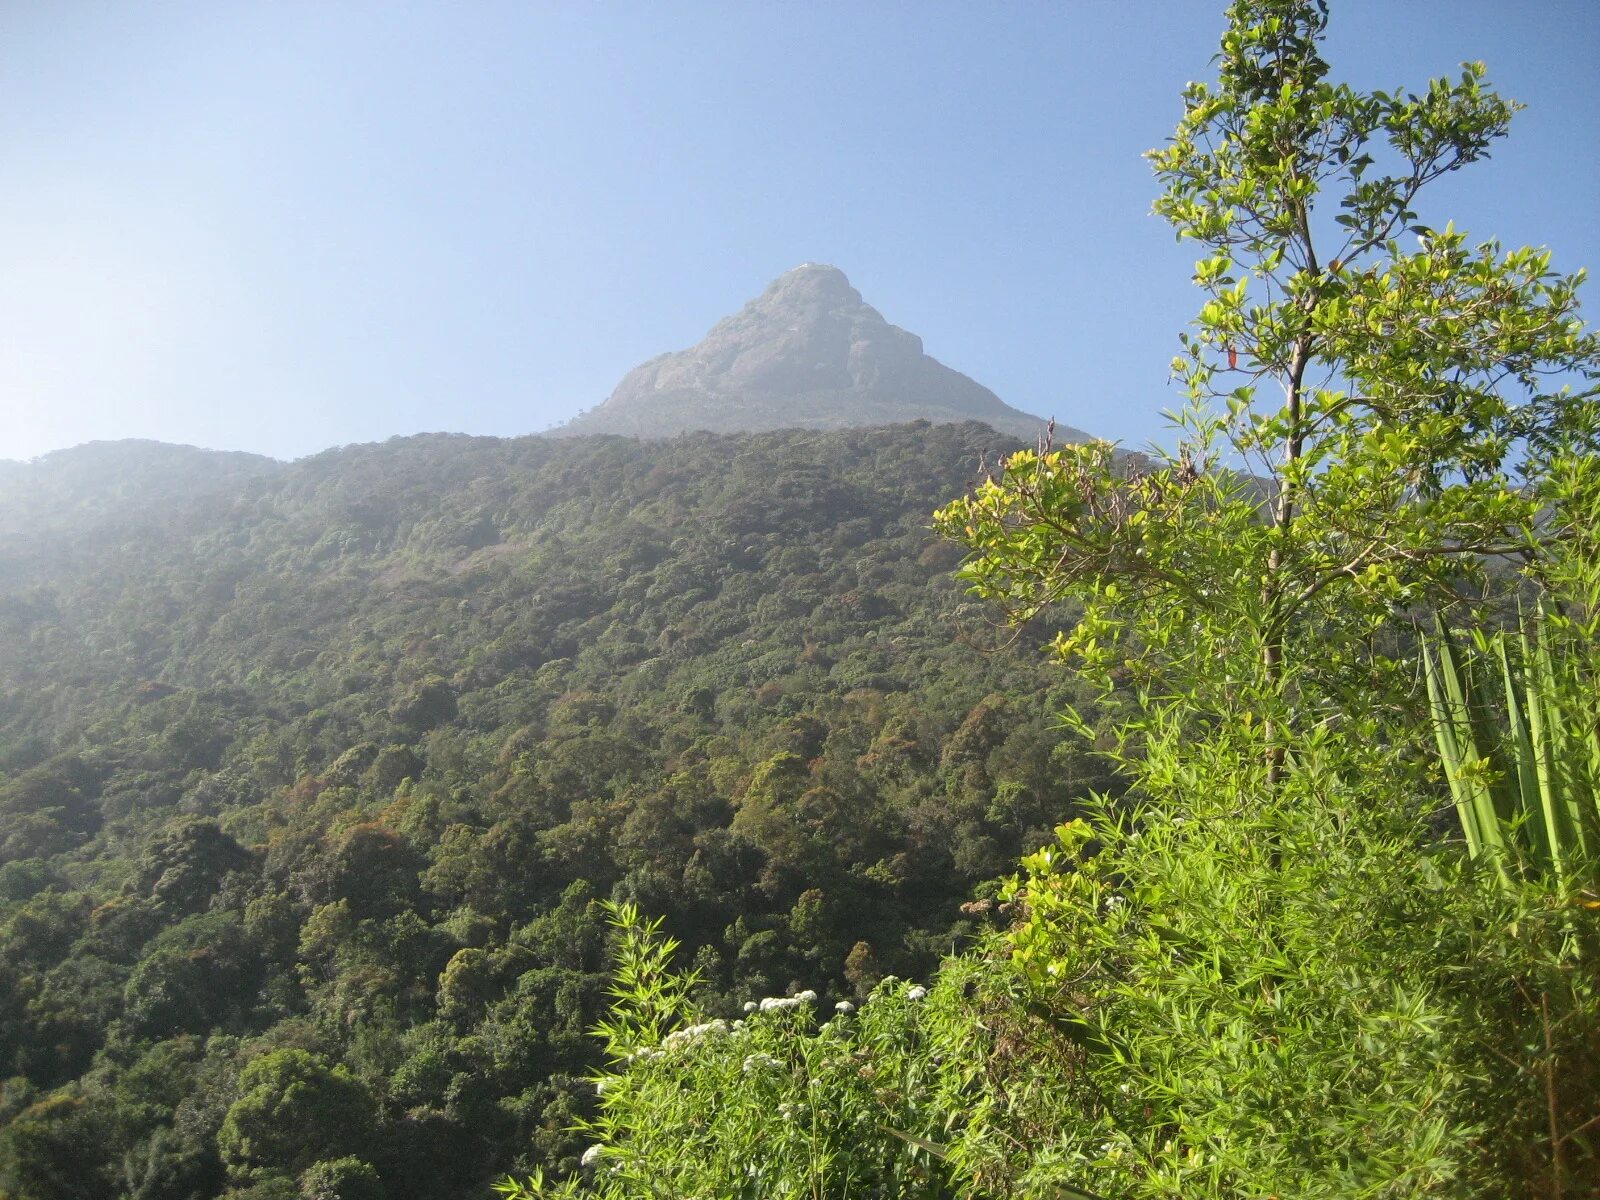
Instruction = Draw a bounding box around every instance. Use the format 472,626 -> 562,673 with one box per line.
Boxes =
0,423 -> 1114,1197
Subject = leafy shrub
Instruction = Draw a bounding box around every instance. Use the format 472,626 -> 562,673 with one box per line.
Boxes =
497,902 -> 966,1199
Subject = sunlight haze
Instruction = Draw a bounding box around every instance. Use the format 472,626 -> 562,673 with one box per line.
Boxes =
2,1 -> 1596,461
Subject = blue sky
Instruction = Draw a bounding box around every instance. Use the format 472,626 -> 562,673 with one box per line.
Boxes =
2,2 -> 1596,462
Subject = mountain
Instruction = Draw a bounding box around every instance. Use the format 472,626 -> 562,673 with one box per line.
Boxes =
0,440 -> 281,540
553,264 -> 1086,442
0,425 -> 1109,1195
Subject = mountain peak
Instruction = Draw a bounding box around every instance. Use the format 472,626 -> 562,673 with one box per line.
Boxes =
764,262 -> 859,301
553,268 -> 1081,442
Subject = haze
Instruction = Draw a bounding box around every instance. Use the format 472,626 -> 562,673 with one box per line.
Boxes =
2,1 -> 1596,462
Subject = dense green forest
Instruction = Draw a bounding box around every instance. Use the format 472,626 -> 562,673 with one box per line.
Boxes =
7,3 -> 1600,1198
0,423 -> 1116,1198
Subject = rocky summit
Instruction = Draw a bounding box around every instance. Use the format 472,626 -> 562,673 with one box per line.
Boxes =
552,264 -> 1082,442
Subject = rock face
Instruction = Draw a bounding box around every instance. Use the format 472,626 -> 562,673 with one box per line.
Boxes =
553,264 -> 1082,442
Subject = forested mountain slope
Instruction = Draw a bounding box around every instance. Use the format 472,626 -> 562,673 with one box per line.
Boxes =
0,440 -> 281,548
0,424 -> 1112,1198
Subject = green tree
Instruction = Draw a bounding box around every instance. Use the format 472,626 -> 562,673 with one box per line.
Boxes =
136,817 -> 251,915
938,0 -> 1598,769
122,912 -> 262,1040
297,1156 -> 384,1200
0,757 -> 102,861
217,1050 -> 376,1184
122,1124 -> 225,1200
0,1091 -> 114,1200
931,2 -> 1600,1195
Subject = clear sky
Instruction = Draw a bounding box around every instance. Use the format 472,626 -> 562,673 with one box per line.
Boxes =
2,2 -> 1596,463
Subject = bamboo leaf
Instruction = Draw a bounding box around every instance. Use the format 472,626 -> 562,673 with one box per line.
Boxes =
1425,621 -> 1510,879
1499,634 -> 1554,878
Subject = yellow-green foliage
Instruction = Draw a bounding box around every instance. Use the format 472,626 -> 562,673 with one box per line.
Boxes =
1425,461 -> 1600,896
545,2 -> 1600,1196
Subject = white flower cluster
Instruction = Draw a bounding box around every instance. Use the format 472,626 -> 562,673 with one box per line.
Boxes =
906,985 -> 928,1001
580,1144 -> 603,1167
834,1000 -> 855,1014
661,1018 -> 729,1049
742,1052 -> 780,1074
758,989 -> 817,1013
